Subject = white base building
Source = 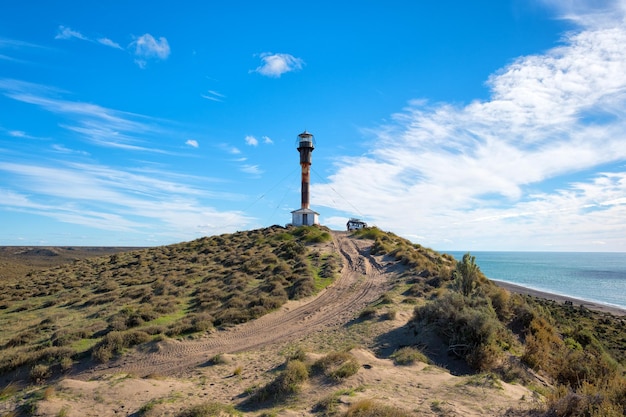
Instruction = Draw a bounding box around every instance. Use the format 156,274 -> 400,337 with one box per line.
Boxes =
291,208 -> 319,226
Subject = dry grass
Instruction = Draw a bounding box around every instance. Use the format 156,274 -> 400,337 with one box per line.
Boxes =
0,225 -> 340,381
343,399 -> 412,417
313,351 -> 360,381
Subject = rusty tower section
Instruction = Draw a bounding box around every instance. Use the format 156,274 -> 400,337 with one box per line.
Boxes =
298,131 -> 314,209
291,130 -> 319,226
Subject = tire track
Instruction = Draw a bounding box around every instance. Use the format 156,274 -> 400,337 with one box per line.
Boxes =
76,232 -> 394,379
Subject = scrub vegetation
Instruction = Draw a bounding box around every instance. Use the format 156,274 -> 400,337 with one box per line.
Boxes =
352,227 -> 626,416
0,225 -> 338,379
1,225 -> 625,416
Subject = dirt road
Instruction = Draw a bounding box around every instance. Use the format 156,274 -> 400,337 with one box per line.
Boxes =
76,232 -> 395,379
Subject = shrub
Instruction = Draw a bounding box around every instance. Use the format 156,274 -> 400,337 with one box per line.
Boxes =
382,309 -> 397,321
5,330 -> 38,348
288,347 -> 308,363
343,399 -> 411,417
359,307 -> 377,320
289,277 -> 315,299
521,317 -> 563,372
453,253 -> 481,297
91,330 -> 150,363
60,356 -> 73,372
378,293 -> 393,305
488,286 -> 511,321
545,380 -> 626,417
412,291 -> 509,370
315,393 -> 342,417
190,312 -> 214,333
177,402 -> 241,417
352,227 -> 385,241
29,364 -> 51,384
391,347 -> 429,365
52,329 -> 89,347
313,352 -> 360,380
251,360 -> 309,403
209,354 -> 228,365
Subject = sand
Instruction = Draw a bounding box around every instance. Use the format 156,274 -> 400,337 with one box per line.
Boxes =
493,279 -> 626,316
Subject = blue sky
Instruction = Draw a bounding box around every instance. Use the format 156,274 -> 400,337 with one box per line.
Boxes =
1,1 -> 626,251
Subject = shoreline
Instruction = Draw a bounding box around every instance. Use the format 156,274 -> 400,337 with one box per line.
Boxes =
493,279 -> 626,317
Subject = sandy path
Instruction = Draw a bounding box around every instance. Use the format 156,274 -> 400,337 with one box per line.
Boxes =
75,232 -> 394,380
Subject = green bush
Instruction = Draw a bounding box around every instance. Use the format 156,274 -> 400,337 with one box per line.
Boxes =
251,359 -> 309,403
343,399 -> 411,417
51,329 -> 90,347
177,402 -> 241,417
412,291 -> 509,370
453,253 -> 481,297
91,330 -> 150,363
313,352 -> 360,380
29,364 -> 51,384
391,347 -> 429,366
352,227 -> 385,241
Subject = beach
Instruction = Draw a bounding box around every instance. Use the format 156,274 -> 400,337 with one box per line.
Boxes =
493,279 -> 626,317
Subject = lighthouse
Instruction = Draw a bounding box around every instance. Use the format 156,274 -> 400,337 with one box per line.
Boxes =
291,130 -> 320,226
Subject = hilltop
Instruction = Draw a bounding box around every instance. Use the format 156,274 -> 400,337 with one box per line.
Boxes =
0,226 -> 625,416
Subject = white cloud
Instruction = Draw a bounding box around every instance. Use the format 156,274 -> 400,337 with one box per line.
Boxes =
186,139 -> 199,148
241,164 -> 263,175
263,136 -> 274,144
130,34 -> 170,68
252,52 -> 304,77
0,37 -> 43,64
0,161 -> 252,239
201,90 -> 225,102
0,78 -> 172,152
51,144 -> 89,155
8,130 -> 26,137
53,28 -> 169,68
98,37 -> 122,49
245,135 -> 258,146
55,26 -> 88,41
314,3 -> 626,251
217,143 -> 241,155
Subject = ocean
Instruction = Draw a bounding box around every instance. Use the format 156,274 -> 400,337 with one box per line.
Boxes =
446,251 -> 626,311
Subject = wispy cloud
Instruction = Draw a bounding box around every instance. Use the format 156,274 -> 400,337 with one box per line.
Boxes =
241,164 -> 263,176
55,26 -> 88,41
53,26 -> 169,67
201,90 -> 225,102
51,144 -> 90,155
0,54 -> 20,62
314,3 -> 626,251
0,161 -> 252,239
0,38 -> 43,49
0,78 -> 172,152
186,139 -> 199,148
262,136 -> 274,144
8,130 -> 26,138
98,37 -> 123,49
130,34 -> 170,68
55,25 -> 122,49
218,143 -> 241,155
0,37 -> 45,63
252,52 -> 304,78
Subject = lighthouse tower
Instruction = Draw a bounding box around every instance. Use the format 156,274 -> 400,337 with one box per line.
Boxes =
291,130 -> 320,226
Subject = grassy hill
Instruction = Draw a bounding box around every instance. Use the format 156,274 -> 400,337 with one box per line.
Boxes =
0,226 -> 339,378
1,226 -> 625,417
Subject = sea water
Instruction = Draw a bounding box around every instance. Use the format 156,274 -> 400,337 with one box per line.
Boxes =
445,251 -> 626,310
